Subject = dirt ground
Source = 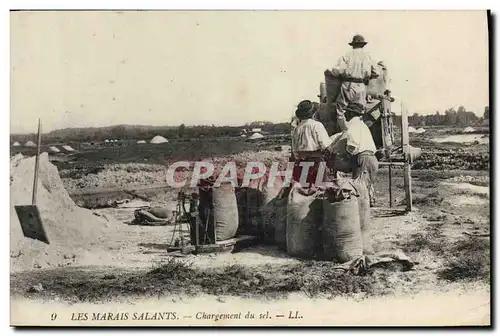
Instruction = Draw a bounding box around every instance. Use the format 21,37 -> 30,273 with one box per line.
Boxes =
10,132 -> 491,325
11,171 -> 490,297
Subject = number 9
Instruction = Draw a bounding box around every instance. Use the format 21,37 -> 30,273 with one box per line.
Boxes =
50,313 -> 57,321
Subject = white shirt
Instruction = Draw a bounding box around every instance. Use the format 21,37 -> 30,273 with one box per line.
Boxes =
344,117 -> 377,155
334,48 -> 376,80
291,119 -> 333,158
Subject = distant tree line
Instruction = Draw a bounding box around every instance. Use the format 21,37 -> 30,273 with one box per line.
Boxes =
11,105 -> 488,144
11,121 -> 291,144
406,106 -> 488,127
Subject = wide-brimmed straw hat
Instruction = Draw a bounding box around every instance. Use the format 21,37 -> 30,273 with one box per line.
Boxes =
349,34 -> 368,46
295,100 -> 319,120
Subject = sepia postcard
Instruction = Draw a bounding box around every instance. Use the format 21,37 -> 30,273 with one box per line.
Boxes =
9,10 -> 491,327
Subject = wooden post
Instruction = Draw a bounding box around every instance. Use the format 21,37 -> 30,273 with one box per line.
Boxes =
404,159 -> 413,212
195,211 -> 200,252
388,164 -> 393,208
400,102 -> 412,212
32,119 -> 42,205
245,189 -> 250,235
188,194 -> 200,252
380,97 -> 395,209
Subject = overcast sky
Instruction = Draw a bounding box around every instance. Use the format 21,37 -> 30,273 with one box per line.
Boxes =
10,10 -> 489,133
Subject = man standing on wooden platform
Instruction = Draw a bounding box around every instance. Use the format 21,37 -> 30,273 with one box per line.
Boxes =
326,34 -> 380,134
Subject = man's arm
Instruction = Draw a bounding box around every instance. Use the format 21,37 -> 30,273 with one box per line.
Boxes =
335,55 -> 348,71
334,56 -> 349,75
325,55 -> 348,78
313,122 -> 333,151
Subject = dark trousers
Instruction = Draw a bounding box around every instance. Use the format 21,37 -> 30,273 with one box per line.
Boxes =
334,82 -> 367,132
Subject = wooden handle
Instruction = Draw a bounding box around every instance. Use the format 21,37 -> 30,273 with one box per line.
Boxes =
32,119 -> 42,205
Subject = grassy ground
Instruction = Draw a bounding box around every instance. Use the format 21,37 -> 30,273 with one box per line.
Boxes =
10,167 -> 490,303
12,259 -> 397,303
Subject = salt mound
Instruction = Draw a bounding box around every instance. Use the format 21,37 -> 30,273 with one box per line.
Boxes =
11,153 -> 24,163
24,141 -> 36,147
62,145 -> 75,152
432,134 -> 488,144
49,146 -> 60,153
10,153 -> 113,272
408,126 -> 417,133
415,128 -> 426,134
150,135 -> 168,144
249,133 -> 264,140
137,140 -> 147,144
442,182 -> 489,196
12,141 -> 20,147
463,126 -> 476,133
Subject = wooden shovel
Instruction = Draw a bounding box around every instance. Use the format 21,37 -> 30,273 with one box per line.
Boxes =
14,119 -> 49,244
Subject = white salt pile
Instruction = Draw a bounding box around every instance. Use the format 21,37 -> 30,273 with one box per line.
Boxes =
431,134 -> 489,144
24,141 -> 37,147
249,132 -> 264,140
61,145 -> 75,152
150,135 -> 169,144
441,182 -> 489,196
10,153 -> 114,272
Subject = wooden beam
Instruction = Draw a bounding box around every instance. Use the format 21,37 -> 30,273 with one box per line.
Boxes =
378,161 -> 405,167
32,119 -> 42,205
372,207 -> 407,212
404,161 -> 413,211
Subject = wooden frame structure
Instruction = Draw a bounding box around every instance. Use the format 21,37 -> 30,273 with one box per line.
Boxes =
377,101 -> 412,212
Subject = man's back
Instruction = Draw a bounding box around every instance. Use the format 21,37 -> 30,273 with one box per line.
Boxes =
345,117 -> 376,154
292,119 -> 332,156
335,48 -> 374,80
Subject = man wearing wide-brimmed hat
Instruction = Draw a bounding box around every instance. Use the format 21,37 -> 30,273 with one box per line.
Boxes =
326,34 -> 379,133
290,100 -> 334,186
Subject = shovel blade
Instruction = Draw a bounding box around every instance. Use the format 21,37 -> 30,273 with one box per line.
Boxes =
14,205 -> 49,244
